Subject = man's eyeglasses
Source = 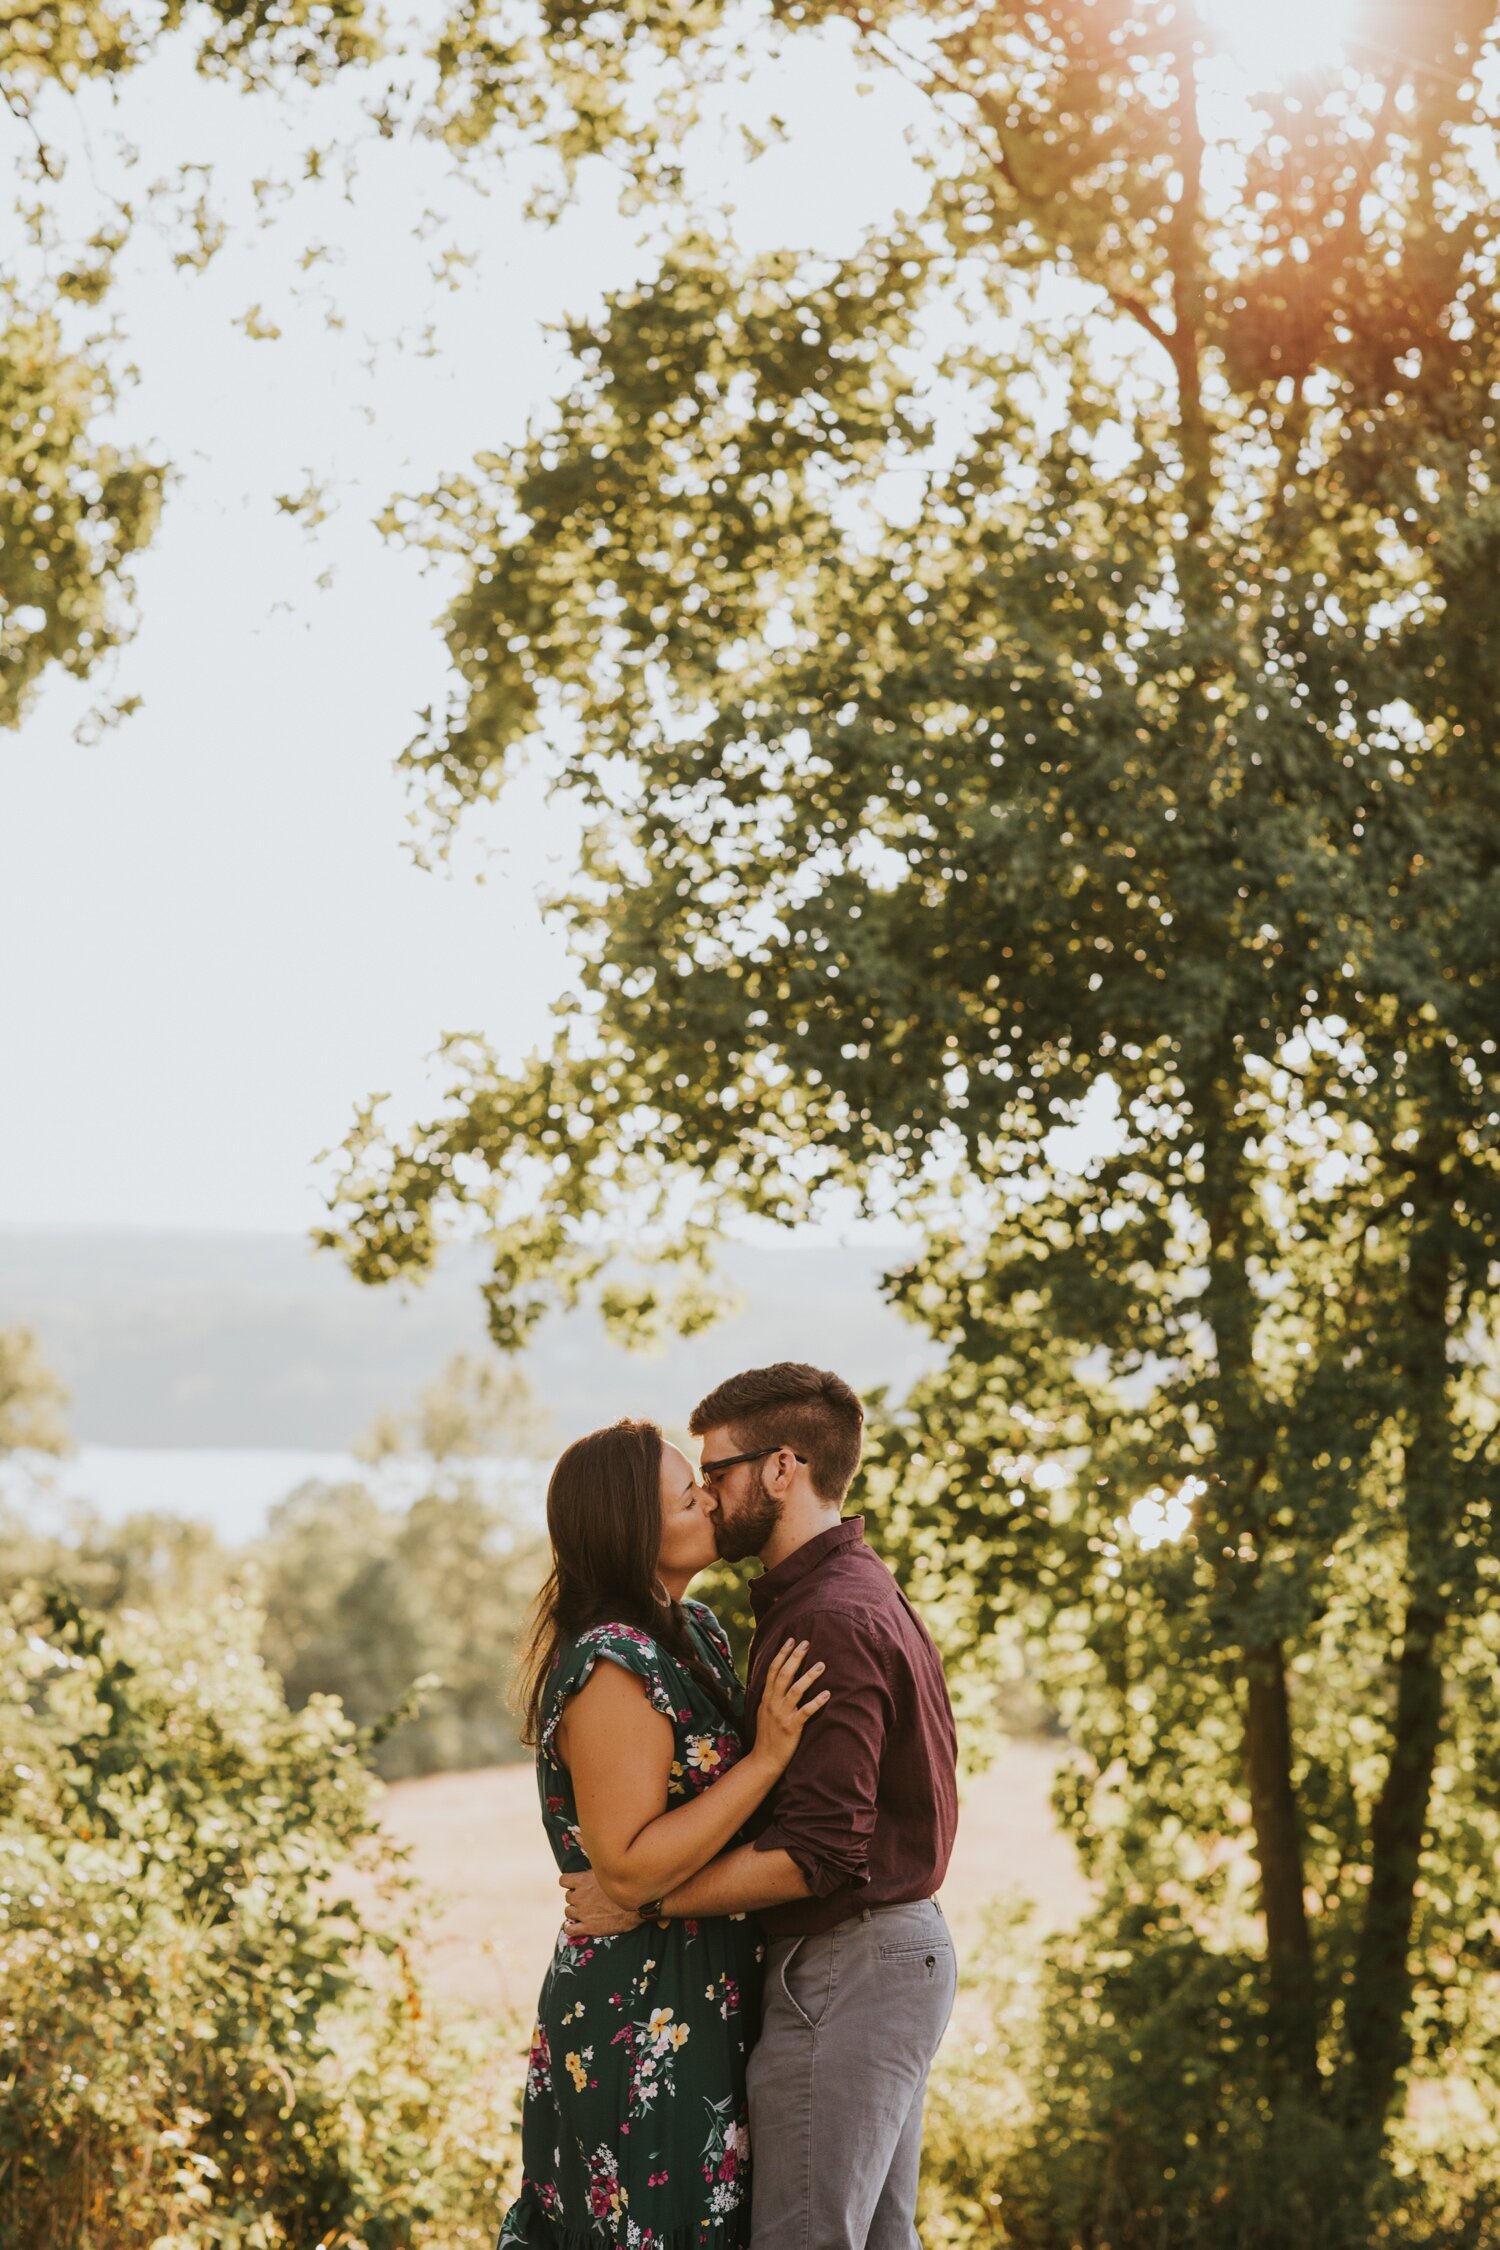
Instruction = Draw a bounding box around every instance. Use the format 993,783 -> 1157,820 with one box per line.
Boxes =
699,1445 -> 807,1485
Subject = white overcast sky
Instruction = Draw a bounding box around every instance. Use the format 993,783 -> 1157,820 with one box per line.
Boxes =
0,14 -> 929,1234
0,0 -> 1353,1235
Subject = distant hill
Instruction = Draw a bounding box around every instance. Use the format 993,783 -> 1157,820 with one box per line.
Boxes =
0,1226 -> 937,1449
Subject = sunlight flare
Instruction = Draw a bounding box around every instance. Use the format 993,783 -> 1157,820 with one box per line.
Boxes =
1126,1476 -> 1206,1551
1201,0 -> 1360,86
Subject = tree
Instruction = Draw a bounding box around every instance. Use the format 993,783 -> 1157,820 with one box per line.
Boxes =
0,1327 -> 70,1455
257,1457 -> 547,1779
322,0 -> 1500,2208
0,0 -> 376,724
357,1348 -> 553,1466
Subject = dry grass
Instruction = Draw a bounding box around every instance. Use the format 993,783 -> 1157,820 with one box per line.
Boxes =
377,1737 -> 1089,2021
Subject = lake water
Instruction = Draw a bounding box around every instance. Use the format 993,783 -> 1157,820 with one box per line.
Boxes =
1,1445 -> 549,1547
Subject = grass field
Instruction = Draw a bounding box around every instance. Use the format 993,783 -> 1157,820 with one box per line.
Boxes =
380,1738 -> 1088,2023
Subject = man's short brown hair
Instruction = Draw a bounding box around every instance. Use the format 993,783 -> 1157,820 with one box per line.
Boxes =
689,1362 -> 865,1503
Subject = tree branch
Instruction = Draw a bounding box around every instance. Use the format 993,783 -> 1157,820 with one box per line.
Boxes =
829,1 -> 1177,364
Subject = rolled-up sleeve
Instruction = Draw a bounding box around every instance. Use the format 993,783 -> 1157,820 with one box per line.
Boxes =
751,1612 -> 894,1896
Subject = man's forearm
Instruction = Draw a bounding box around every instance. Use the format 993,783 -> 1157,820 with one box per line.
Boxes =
660,1844 -> 811,1919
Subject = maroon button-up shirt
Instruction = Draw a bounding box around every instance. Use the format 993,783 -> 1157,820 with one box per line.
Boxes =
744,1516 -> 958,1940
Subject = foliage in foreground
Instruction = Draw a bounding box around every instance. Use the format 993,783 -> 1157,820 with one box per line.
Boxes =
0,1586 -> 517,2250
918,1904 -> 1500,2250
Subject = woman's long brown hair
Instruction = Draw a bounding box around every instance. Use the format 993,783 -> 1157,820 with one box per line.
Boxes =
513,1417 -> 737,1748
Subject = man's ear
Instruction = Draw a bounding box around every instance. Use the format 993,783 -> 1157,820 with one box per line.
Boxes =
770,1446 -> 801,1494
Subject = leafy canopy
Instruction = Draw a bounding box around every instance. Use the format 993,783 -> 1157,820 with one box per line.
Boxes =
0,0 -> 377,728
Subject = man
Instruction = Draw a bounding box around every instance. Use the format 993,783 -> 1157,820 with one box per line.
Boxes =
561,1361 -> 960,2249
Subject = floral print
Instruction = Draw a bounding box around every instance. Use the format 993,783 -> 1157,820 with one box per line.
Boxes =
496,1603 -> 765,2249
525,2022 -> 553,2103
698,2099 -> 751,2224
610,2006 -> 687,2121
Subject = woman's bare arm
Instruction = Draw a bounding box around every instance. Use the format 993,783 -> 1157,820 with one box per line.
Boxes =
559,1844 -> 812,1941
557,1641 -> 824,1910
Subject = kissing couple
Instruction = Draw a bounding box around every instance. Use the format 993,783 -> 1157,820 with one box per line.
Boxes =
497,1360 -> 960,2250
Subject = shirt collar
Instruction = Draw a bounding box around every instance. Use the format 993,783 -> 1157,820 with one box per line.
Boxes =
749,1516 -> 866,1616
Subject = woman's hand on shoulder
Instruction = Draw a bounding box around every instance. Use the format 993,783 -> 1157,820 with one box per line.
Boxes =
751,1638 -> 829,1774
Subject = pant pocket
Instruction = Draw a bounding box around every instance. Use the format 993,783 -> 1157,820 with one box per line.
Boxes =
875,1904 -> 950,1968
876,1938 -> 954,1979
778,1933 -> 836,2031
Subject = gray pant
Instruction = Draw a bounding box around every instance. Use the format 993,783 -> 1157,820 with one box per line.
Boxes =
747,1898 -> 957,2250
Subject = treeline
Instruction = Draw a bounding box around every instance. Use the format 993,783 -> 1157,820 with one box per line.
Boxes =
0,1344 -> 549,1781
0,1481 -> 545,1779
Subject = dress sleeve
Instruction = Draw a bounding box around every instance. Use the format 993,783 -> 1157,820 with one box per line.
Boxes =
539,1623 -> 679,1766
683,1599 -> 748,1729
684,1599 -> 736,1674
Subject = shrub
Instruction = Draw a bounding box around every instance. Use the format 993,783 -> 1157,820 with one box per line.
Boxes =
0,1584 -> 517,2248
919,1902 -> 1500,2250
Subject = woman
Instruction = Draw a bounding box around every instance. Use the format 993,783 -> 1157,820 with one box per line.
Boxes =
499,1418 -> 827,2250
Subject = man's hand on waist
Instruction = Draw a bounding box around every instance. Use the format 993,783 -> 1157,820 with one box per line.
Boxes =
560,1869 -> 641,1941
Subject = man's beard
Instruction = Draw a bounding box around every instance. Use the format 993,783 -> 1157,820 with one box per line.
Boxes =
713,1465 -> 782,1563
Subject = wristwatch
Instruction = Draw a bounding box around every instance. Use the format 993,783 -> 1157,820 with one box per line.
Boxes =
637,1897 -> 665,1920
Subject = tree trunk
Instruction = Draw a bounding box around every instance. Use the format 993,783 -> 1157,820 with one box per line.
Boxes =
1340,1173 -> 1453,2140
1244,1645 -> 1321,2097
1339,1587 -> 1446,2137
1160,19 -> 1323,2088
1197,1082 -> 1322,2096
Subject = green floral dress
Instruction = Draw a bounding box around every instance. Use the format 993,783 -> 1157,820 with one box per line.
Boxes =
498,1603 -> 765,2250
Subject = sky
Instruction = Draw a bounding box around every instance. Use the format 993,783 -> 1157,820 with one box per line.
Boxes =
0,13 -> 926,1235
